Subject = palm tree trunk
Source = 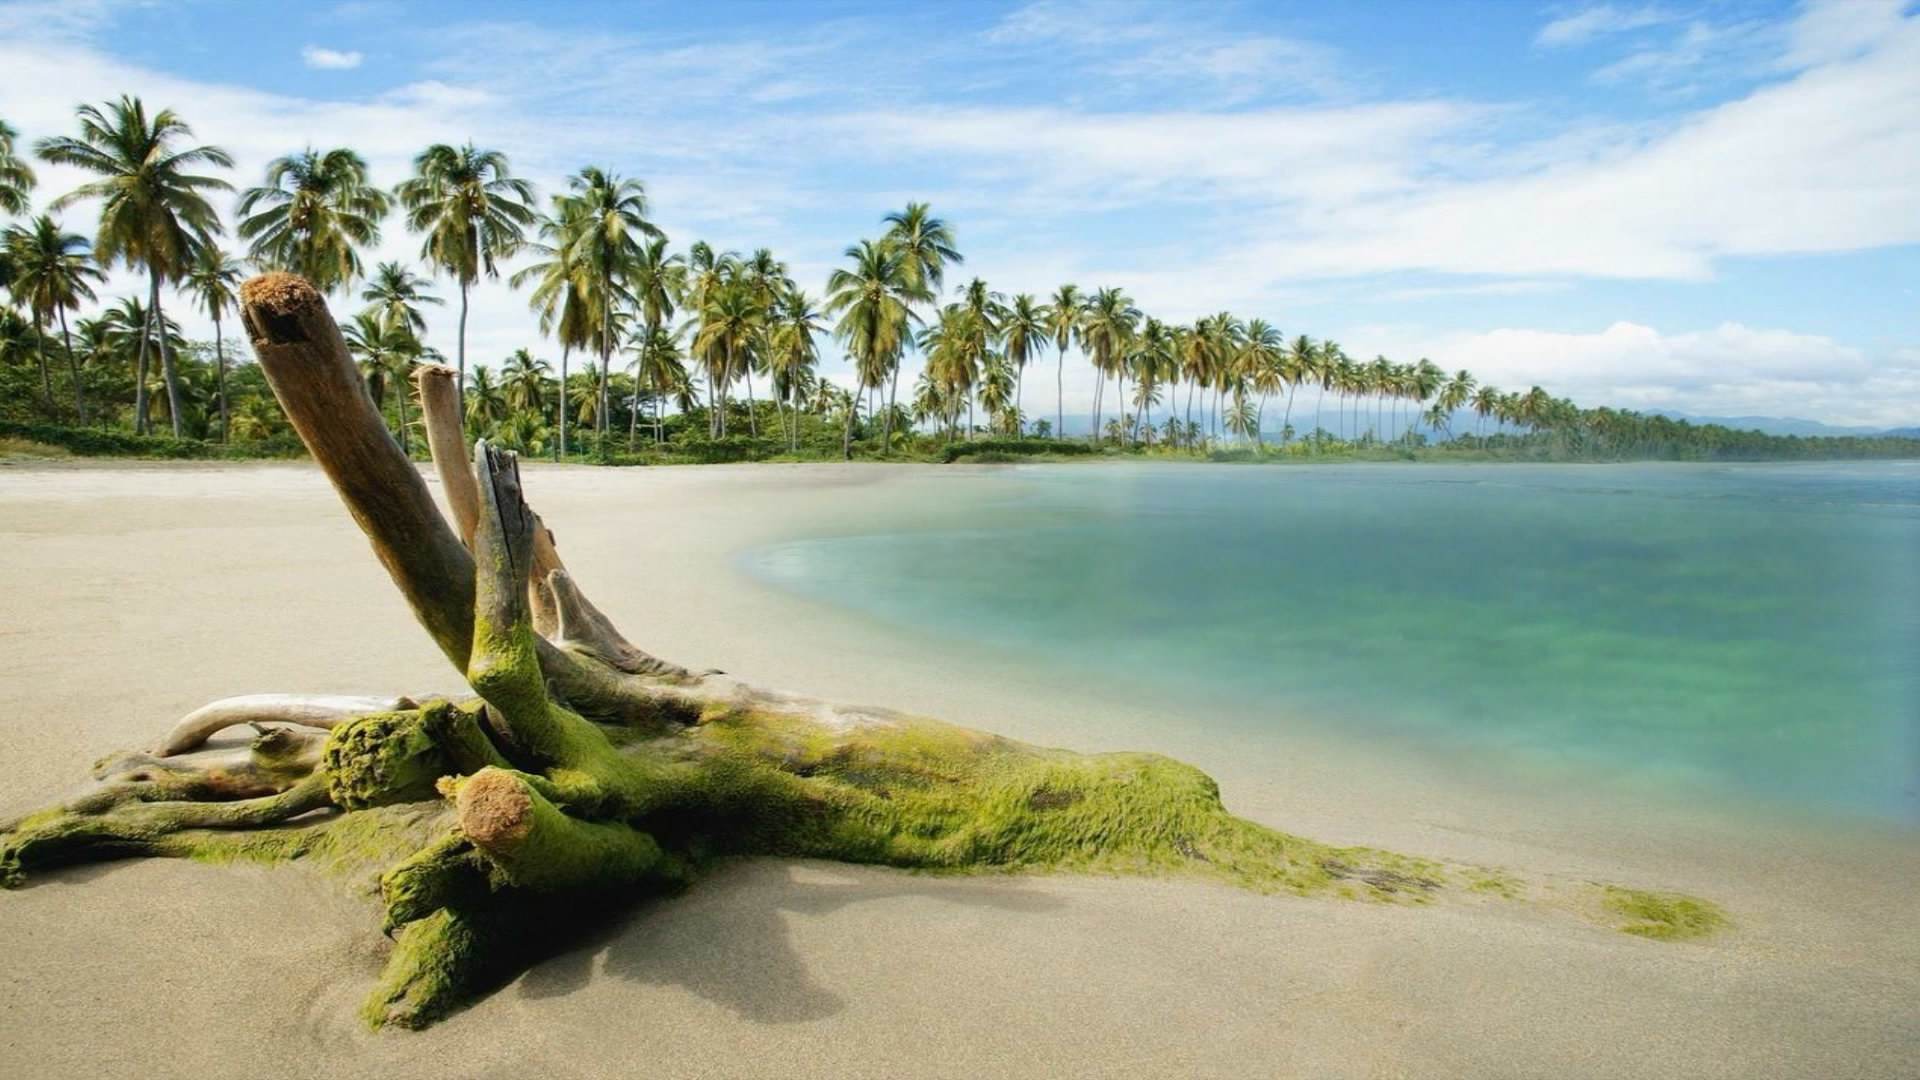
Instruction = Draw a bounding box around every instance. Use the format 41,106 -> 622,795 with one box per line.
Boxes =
1012,364 -> 1023,436
1312,384 -> 1325,453
1255,393 -> 1267,448
133,280 -> 155,434
209,310 -> 227,442
32,317 -> 56,415
1184,380 -> 1195,450
721,343 -> 735,438
1055,349 -> 1064,441
153,275 -> 186,438
58,309 -> 88,427
558,346 -> 570,459
884,363 -> 901,455
598,272 -> 612,442
840,386 -> 856,460
598,335 -> 611,443
744,363 -> 759,438
397,382 -> 411,456
456,280 -> 470,430
1279,384 -> 1295,446
1091,368 -> 1102,445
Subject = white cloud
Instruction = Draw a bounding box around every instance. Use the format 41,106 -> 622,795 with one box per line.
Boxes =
1536,4 -> 1679,48
301,45 -> 363,70
0,0 -> 1913,428
1343,321 -> 1918,428
1778,0 -> 1910,69
984,0 -> 1347,103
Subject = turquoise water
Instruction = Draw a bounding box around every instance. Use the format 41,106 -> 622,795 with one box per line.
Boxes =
743,463 -> 1920,824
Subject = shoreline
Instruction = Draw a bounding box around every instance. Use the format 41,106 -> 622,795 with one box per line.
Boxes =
2,460 -> 1915,1079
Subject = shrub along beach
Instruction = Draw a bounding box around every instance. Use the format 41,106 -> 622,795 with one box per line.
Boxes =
2,101 -> 1914,466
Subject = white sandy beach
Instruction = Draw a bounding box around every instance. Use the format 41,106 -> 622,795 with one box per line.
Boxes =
1,461 -> 1915,1079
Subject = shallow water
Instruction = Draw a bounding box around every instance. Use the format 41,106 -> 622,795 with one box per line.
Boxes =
744,462 -> 1920,824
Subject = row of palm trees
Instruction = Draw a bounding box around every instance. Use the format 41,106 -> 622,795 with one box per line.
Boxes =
3,95 -> 1781,463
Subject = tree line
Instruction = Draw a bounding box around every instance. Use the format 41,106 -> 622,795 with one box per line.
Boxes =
2,97 -> 1913,464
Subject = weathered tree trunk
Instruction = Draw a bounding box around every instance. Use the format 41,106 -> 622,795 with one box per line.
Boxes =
58,310 -> 88,427
152,273 -> 186,438
0,274 -> 1726,1033
132,294 -> 153,435
210,308 -> 227,442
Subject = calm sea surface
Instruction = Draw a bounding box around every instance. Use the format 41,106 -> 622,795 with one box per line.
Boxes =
743,462 -> 1920,824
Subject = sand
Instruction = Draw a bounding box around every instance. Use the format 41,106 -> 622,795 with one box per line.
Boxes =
0,460 -> 1915,1080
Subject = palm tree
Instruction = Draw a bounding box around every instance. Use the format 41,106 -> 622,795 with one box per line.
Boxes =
920,304 -> 987,441
882,202 -> 962,295
824,239 -> 916,458
395,142 -> 536,419
768,287 -> 824,451
4,215 -> 103,421
1224,391 -> 1259,442
511,195 -> 594,457
1472,384 -> 1501,448
692,278 -> 762,439
737,248 -> 792,439
1333,350 -> 1361,444
343,311 -> 423,453
1437,369 -> 1476,444
880,203 -> 957,449
1310,340 -> 1341,451
564,167 -> 659,439
1280,334 -> 1313,447
1240,318 -> 1282,446
1132,317 -> 1174,445
626,236 -> 684,449
1080,287 -> 1140,444
501,347 -> 551,417
1365,355 -> 1393,444
978,354 -> 1016,435
183,245 -> 243,441
1177,322 -> 1210,447
1046,284 -> 1081,440
464,363 -> 511,437
0,118 -> 35,215
235,147 -> 389,292
1000,293 -> 1045,427
1407,359 -> 1445,446
360,261 -> 443,336
627,323 -> 689,444
37,95 -> 234,436
1203,314 -> 1245,442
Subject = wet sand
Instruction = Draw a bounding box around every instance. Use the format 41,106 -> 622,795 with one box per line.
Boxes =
1,461 -> 1915,1079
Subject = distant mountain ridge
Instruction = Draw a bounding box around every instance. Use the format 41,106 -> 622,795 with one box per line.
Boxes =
1642,411 -> 1915,438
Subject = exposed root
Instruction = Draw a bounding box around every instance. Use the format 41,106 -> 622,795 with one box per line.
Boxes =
156,694 -> 421,756
1,775 -> 331,887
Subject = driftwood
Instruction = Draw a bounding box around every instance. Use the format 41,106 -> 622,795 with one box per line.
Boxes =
0,274 -> 1726,1030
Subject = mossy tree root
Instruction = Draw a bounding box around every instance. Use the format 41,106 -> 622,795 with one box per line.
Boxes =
0,273 -> 1731,1031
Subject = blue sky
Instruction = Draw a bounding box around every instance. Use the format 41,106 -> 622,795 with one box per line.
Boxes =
1,0 -> 1916,426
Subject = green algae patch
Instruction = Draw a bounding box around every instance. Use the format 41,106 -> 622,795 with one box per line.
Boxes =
1465,868 -> 1524,900
1601,886 -> 1731,941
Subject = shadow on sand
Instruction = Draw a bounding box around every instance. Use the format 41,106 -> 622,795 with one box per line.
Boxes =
517,860 -> 1068,1023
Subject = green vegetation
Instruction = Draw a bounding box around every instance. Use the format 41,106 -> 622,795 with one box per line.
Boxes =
1601,886 -> 1732,941
2,97 -> 1910,463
